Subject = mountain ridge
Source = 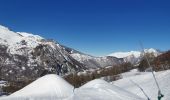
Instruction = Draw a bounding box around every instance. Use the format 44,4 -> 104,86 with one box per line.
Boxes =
108,48 -> 161,64
0,24 -> 163,82
0,25 -> 87,82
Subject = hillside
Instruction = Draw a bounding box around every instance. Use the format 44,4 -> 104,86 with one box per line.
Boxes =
114,69 -> 170,100
63,46 -> 123,68
0,74 -> 144,100
0,25 -> 86,82
2,69 -> 170,100
108,48 -> 161,65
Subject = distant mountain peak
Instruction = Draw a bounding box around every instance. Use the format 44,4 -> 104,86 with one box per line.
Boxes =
108,51 -> 141,58
108,48 -> 161,65
108,48 -> 160,58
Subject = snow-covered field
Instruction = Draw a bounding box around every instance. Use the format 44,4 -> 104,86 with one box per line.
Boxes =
0,74 -> 143,100
1,69 -> 170,100
113,69 -> 170,100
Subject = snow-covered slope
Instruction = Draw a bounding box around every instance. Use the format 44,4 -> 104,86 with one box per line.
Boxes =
0,25 -> 43,47
70,53 -> 123,68
10,74 -> 74,99
62,46 -> 124,68
108,48 -> 161,64
1,74 -> 144,100
108,51 -> 141,58
108,48 -> 160,58
69,47 -> 160,68
0,25 -> 22,45
2,70 -> 170,100
113,69 -> 170,100
0,25 -> 86,82
75,79 -> 143,100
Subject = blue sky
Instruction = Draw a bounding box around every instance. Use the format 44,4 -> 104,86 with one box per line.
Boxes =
0,0 -> 170,56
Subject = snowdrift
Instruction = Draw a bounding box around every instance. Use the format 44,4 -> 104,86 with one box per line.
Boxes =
0,74 -> 144,100
73,79 -> 143,100
0,74 -> 74,100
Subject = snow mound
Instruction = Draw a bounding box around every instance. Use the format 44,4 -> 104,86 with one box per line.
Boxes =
80,79 -> 108,89
1,76 -> 144,100
8,74 -> 74,99
74,79 -> 144,100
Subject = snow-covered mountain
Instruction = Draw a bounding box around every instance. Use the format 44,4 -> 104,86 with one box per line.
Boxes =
0,25 -> 123,83
0,24 -> 162,86
108,48 -> 161,65
0,25 -> 86,82
63,46 -> 123,68
108,51 -> 141,58
68,47 -> 161,68
71,53 -> 123,68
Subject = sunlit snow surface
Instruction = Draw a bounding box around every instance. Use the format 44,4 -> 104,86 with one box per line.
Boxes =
73,79 -> 143,100
113,69 -> 170,100
108,48 -> 159,58
1,69 -> 170,100
0,75 -> 74,100
0,25 -> 43,55
0,74 -> 144,100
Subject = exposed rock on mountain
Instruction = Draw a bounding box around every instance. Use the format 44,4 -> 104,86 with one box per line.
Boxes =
0,25 -> 86,82
64,46 -> 123,68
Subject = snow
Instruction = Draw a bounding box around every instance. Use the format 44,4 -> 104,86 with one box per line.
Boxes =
0,81 -> 6,87
1,74 -> 74,100
0,25 -> 22,45
113,69 -> 170,100
3,70 -> 170,100
70,53 -> 93,62
71,53 -> 121,68
12,74 -> 74,98
108,49 -> 161,64
0,24 -> 167,100
0,74 -> 144,100
0,25 -> 43,48
108,51 -> 141,58
108,48 -> 160,58
71,53 -> 114,63
73,79 -> 143,100
0,25 -> 44,55
120,69 -> 145,78
17,32 -> 43,40
143,48 -> 160,56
